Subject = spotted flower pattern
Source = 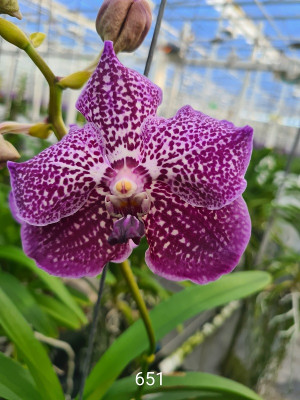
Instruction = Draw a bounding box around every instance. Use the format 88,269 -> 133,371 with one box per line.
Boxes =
8,41 -> 253,284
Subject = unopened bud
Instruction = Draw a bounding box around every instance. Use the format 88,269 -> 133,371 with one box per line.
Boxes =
0,135 -> 20,169
58,71 -> 91,89
0,0 -> 22,19
28,123 -> 52,139
96,0 -> 152,53
0,121 -> 32,135
0,18 -> 29,49
0,121 -> 52,139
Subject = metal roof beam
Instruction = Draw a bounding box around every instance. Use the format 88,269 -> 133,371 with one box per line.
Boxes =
187,57 -> 299,73
165,15 -> 300,21
168,0 -> 300,7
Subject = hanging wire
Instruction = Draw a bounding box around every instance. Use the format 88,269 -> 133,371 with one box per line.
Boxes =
78,264 -> 108,400
144,0 -> 168,77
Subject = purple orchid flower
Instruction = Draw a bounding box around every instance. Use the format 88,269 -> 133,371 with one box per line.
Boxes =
8,41 -> 253,284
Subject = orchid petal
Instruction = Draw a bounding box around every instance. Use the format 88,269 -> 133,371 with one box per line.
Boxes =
138,106 -> 253,209
8,124 -> 114,226
76,41 -> 162,167
143,182 -> 251,284
15,189 -> 133,277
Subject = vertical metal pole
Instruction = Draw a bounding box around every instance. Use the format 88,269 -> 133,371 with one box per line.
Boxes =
236,44 -> 257,125
201,5 -> 225,111
4,50 -> 20,119
144,0 -> 168,77
265,84 -> 288,148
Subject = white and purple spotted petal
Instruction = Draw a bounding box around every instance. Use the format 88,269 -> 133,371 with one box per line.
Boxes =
20,189 -> 133,277
143,182 -> 251,284
8,124 -> 114,226
76,41 -> 162,167
138,106 -> 253,209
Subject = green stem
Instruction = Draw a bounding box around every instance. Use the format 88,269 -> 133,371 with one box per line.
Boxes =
120,260 -> 156,355
136,356 -> 153,400
49,85 -> 67,139
24,44 -> 55,85
120,260 -> 155,400
24,44 -> 67,139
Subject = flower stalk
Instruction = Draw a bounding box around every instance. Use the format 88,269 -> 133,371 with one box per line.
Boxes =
119,259 -> 156,356
120,259 -> 155,400
48,85 -> 67,139
25,44 -> 67,139
24,43 -> 54,85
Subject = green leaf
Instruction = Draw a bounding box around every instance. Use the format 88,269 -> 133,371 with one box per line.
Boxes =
0,246 -> 87,324
66,285 -> 91,307
131,266 -> 169,299
84,271 -> 271,400
33,292 -> 82,329
0,288 -> 64,400
103,373 -> 262,400
143,392 -> 230,400
0,271 -> 57,336
29,32 -> 46,48
0,352 -> 40,400
103,270 -> 117,286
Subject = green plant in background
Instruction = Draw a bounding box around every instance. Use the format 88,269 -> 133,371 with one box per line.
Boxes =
221,146 -> 300,390
0,1 -> 299,400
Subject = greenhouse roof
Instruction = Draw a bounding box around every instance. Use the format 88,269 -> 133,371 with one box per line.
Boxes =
1,0 -> 300,147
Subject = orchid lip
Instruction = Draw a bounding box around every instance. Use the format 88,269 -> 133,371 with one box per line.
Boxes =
108,215 -> 145,246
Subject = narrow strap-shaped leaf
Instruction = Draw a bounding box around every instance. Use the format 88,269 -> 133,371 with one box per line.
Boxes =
140,392 -> 232,400
0,352 -> 40,400
83,271 -> 271,400
102,372 -> 262,400
0,288 -> 65,400
0,246 -> 87,324
0,271 -> 57,336
33,292 -> 83,329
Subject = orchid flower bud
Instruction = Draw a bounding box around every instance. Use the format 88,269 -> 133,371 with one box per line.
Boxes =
0,135 -> 20,169
58,71 -> 92,89
0,18 -> 29,49
0,121 -> 32,135
28,123 -> 52,139
0,0 -> 22,19
0,121 -> 52,139
96,0 -> 152,53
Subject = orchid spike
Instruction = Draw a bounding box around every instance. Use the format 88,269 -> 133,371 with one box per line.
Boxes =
8,41 -> 253,284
